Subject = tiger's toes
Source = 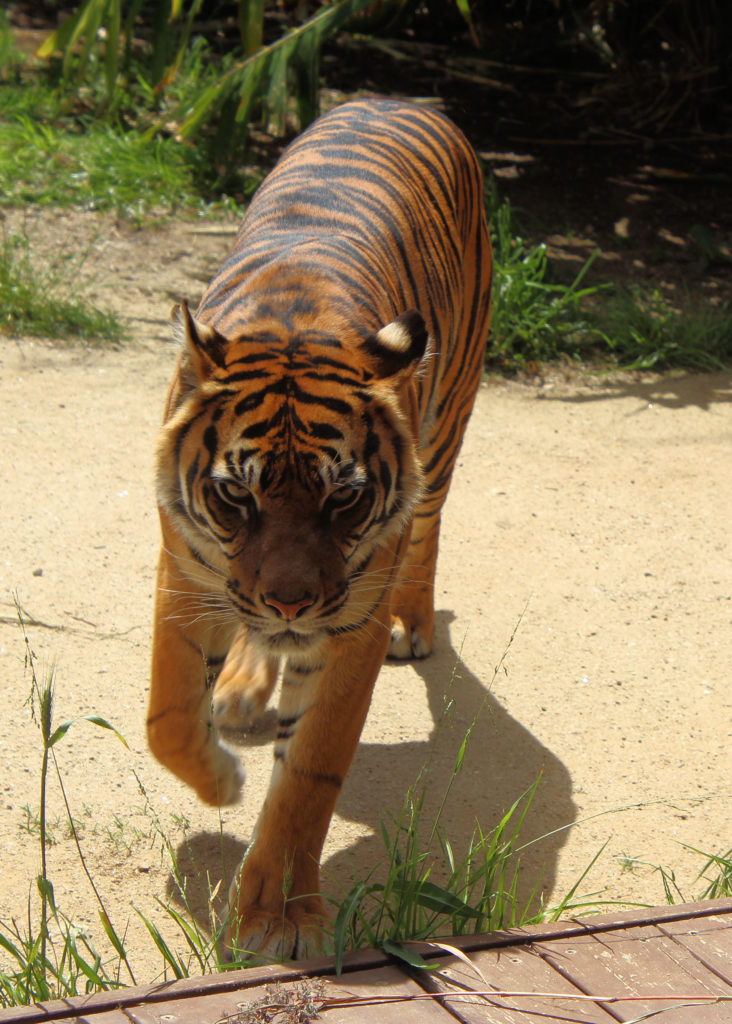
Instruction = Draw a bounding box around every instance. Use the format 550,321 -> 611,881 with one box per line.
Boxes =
226,909 -> 331,963
388,617 -> 432,660
195,743 -> 245,806
212,688 -> 268,731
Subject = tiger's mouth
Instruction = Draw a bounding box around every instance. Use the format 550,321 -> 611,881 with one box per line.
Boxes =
249,624 -> 324,655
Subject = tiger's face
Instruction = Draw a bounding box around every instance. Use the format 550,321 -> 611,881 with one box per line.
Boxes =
156,302 -> 427,655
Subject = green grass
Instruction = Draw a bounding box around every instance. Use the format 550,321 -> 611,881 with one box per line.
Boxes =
486,196 -> 732,373
0,117 -> 207,218
620,846 -> 732,906
586,286 -> 732,371
0,227 -> 125,342
0,17 -> 254,217
486,196 -> 604,372
2,13 -> 730,369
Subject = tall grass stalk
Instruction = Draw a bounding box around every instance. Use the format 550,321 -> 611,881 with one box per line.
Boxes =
130,772 -> 247,979
2,597 -> 134,1004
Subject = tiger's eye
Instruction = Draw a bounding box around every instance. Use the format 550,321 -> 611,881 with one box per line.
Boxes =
214,479 -> 256,516
323,485 -> 364,519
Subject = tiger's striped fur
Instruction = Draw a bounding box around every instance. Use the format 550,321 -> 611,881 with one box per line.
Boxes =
149,98 -> 492,959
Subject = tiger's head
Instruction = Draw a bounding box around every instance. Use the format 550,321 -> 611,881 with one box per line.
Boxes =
156,300 -> 428,656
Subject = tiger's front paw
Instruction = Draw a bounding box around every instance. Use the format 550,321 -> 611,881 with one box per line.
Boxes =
226,906 -> 330,962
226,857 -> 329,962
388,615 -> 432,660
212,636 -> 278,730
195,742 -> 245,806
212,687 -> 269,731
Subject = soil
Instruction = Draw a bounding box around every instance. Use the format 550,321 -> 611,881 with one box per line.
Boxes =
0,99 -> 730,982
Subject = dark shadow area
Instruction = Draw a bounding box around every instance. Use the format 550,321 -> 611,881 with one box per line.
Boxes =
169,829 -> 247,929
325,611 -> 576,917
537,371 -> 732,411
169,611 -> 576,932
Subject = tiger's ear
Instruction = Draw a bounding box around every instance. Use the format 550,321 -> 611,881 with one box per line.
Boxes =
172,299 -> 228,385
361,310 -> 428,381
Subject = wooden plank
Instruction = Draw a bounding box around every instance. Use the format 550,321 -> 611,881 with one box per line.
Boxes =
658,909 -> 732,984
536,923 -> 732,1023
322,965 -> 454,1023
0,971 -> 287,1024
427,898 -> 732,957
121,981 -> 275,1024
0,950 -> 395,1024
2,973 -> 452,1024
408,946 -> 618,1024
125,969 -> 454,1024
0,984 -> 278,1024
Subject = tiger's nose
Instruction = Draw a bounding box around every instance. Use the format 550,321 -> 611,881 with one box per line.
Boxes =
262,592 -> 315,621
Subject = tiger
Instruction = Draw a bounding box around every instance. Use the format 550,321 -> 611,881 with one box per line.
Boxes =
148,97 -> 492,961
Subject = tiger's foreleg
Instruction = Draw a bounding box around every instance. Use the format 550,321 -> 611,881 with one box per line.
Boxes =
389,507 -> 441,659
226,600 -> 393,960
148,517 -> 246,806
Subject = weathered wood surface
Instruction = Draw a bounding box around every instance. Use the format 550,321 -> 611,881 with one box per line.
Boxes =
1,899 -> 730,1024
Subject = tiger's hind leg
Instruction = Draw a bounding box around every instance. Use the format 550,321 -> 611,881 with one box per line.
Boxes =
388,510 -> 440,659
212,627 -> 279,730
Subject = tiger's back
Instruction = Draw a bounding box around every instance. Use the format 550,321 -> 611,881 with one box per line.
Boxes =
149,98 -> 492,959
200,97 -> 490,456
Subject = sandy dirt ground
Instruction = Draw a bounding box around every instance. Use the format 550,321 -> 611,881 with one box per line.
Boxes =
0,208 -> 730,983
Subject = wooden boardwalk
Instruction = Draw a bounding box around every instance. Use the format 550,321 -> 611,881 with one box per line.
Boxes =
2,899 -> 731,1023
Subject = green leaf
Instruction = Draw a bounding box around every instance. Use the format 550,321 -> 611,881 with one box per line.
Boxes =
48,715 -> 128,749
98,910 -> 127,959
382,939 -> 436,969
36,1 -> 89,58
333,881 -> 368,974
36,876 -> 56,915
136,912 -> 186,979
395,879 -> 479,919
174,0 -> 375,141
66,941 -> 107,988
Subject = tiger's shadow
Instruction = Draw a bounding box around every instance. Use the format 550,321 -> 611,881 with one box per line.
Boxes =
170,611 -> 576,932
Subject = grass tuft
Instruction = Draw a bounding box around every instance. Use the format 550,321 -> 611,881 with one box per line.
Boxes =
0,224 -> 125,343
487,196 -> 603,371
691,846 -> 732,900
486,194 -> 732,374
587,287 -> 732,371
0,116 -> 210,219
